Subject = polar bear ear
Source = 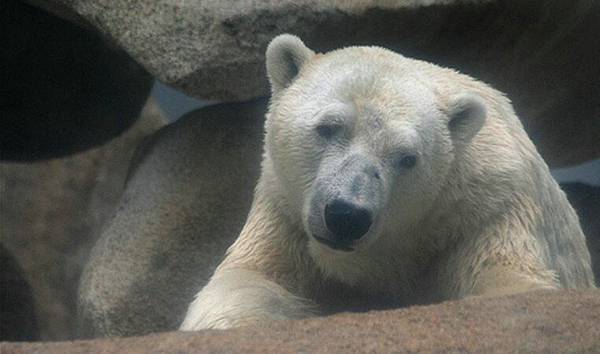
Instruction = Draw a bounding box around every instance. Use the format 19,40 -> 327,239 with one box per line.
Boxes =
266,34 -> 315,94
447,93 -> 487,145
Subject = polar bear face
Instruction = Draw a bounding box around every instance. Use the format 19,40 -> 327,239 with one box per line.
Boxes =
265,35 -> 486,271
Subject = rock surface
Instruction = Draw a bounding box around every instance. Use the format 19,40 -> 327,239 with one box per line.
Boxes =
4,290 -> 600,352
32,0 -> 600,166
78,99 -> 266,338
1,0 -> 152,161
0,98 -> 166,340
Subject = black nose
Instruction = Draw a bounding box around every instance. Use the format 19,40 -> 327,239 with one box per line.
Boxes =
324,199 -> 372,243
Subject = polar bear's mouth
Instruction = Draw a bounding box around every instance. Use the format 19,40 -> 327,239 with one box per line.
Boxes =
312,235 -> 355,252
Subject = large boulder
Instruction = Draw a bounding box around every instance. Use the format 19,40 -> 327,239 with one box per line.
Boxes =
4,290 -> 600,352
78,99 -> 266,338
30,0 -> 600,166
0,98 -> 166,340
1,0 -> 152,161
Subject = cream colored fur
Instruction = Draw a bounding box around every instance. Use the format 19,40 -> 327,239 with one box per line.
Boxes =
180,34 -> 595,331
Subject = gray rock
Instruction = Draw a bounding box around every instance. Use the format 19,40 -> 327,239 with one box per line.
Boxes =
78,99 -> 266,338
31,0 -> 600,166
1,0 -> 152,161
0,98 -> 166,340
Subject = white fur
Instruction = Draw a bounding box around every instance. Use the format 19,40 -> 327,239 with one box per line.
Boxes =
180,35 -> 595,331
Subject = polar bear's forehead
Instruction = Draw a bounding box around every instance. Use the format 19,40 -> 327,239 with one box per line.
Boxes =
310,46 -> 422,80
299,52 -> 441,125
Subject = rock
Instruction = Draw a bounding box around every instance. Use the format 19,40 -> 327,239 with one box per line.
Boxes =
0,98 -> 166,340
562,183 -> 600,285
0,245 -> 39,342
1,0 -> 152,161
29,0 -> 600,166
4,290 -> 600,352
78,99 -> 266,338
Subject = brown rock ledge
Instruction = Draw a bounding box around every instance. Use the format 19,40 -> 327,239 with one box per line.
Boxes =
3,290 -> 599,353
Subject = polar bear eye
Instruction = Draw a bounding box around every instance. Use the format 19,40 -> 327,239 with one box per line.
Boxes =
396,154 -> 418,169
315,123 -> 343,140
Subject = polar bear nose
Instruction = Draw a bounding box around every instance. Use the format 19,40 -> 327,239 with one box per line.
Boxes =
324,199 -> 372,243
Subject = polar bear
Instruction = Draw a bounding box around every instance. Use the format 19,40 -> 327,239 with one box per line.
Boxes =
180,34 -> 595,330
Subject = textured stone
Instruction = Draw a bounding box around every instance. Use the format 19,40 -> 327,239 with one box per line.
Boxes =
1,0 -> 152,161
0,98 -> 166,340
78,99 -> 266,338
4,290 -> 600,352
31,0 -> 600,166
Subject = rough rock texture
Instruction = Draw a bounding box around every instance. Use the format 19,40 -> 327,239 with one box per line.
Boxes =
563,183 -> 600,285
0,98 -> 166,340
4,290 -> 600,352
1,0 -> 152,161
33,0 -> 600,166
77,99 -> 266,338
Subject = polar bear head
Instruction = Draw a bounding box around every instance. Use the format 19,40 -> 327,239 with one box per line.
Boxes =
264,34 -> 487,270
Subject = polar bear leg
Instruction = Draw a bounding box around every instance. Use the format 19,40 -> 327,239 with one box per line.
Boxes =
471,265 -> 558,297
179,269 -> 316,330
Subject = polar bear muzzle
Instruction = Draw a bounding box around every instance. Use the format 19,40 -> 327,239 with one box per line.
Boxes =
307,154 -> 382,252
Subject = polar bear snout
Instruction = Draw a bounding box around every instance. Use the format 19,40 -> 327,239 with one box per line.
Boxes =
307,156 -> 383,252
323,199 -> 373,245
